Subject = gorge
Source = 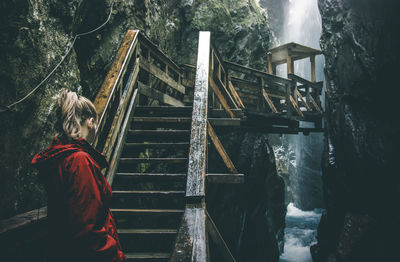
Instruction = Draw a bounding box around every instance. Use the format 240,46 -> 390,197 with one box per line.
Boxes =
1,0 -> 399,261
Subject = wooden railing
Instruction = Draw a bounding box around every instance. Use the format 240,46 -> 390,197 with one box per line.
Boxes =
0,29 -> 189,260
225,61 -> 323,121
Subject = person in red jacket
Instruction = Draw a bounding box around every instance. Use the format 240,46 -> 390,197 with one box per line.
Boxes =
32,89 -> 127,262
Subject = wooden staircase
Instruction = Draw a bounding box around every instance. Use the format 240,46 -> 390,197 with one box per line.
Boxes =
111,106 -> 192,261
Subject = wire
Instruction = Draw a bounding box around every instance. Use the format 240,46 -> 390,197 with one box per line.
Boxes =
0,0 -> 115,113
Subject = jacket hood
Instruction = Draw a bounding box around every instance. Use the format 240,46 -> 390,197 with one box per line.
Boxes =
32,138 -> 108,170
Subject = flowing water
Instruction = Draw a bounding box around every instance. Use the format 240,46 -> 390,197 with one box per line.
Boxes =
279,203 -> 323,262
275,0 -> 325,260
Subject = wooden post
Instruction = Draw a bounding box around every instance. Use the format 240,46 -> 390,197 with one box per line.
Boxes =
267,52 -> 273,74
186,31 -> 211,200
287,53 -> 294,76
285,83 -> 292,118
310,55 -> 316,83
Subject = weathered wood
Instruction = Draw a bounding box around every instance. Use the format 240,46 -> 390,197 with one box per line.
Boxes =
267,42 -> 322,65
287,73 -> 323,91
206,173 -> 244,184
138,33 -> 182,75
224,61 -> 293,86
267,52 -> 273,74
93,30 -> 138,142
207,121 -> 238,174
308,94 -> 323,114
140,59 -> 185,94
289,94 -> 305,118
125,253 -> 170,259
215,76 -> 239,110
0,207 -> 47,235
102,57 -> 140,161
106,88 -> 140,185
186,31 -> 210,199
206,211 -> 237,262
137,82 -> 184,107
209,76 -> 235,119
228,81 -> 245,108
262,89 -> 278,114
287,55 -> 293,75
170,203 -> 209,262
310,55 -> 316,83
296,89 -> 312,111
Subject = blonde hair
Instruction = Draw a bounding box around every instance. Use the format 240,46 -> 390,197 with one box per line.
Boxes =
55,88 -> 98,139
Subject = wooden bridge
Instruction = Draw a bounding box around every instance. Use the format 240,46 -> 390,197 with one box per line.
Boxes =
0,30 -> 323,261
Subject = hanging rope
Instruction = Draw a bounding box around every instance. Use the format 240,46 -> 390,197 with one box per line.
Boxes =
1,0 -> 115,113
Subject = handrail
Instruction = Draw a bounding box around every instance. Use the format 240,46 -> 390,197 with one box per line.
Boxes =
93,30 -> 139,152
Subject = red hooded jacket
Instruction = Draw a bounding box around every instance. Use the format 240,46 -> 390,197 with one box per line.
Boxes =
32,138 -> 126,262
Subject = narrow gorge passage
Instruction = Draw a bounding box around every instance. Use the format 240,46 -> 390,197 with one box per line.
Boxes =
259,0 -> 326,260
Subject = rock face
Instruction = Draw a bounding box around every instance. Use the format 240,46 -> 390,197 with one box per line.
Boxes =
0,0 -> 273,219
207,129 -> 286,262
1,1 -> 285,260
312,0 -> 400,261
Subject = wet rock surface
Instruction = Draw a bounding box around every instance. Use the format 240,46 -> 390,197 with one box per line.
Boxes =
0,0 -> 273,219
312,0 -> 400,261
207,129 -> 286,262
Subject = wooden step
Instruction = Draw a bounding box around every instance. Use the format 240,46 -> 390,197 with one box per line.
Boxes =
119,158 -> 187,164
115,173 -> 186,179
134,106 -> 193,117
111,208 -> 184,229
124,142 -> 189,149
112,173 -> 186,191
118,229 -> 178,235
125,252 -> 170,259
118,231 -> 177,253
126,130 -> 190,142
112,190 -> 186,209
132,117 -> 241,127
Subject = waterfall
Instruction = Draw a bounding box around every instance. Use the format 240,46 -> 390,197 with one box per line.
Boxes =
270,0 -> 326,261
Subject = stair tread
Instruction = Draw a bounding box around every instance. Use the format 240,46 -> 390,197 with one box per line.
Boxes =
128,130 -> 190,133
113,190 -> 185,194
125,252 -> 170,259
119,158 -> 187,163
118,229 -> 178,234
116,173 -> 186,176
111,208 -> 184,213
125,142 -> 189,146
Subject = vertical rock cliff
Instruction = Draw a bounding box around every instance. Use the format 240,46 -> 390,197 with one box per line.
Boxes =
207,130 -> 286,262
312,0 -> 400,261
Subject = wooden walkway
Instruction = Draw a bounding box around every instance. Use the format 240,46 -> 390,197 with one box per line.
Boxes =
0,30 -> 324,261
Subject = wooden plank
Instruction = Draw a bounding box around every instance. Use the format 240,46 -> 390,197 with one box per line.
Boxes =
267,52 -> 273,74
209,76 -> 235,119
262,89 -> 278,114
137,82 -> 184,107
215,76 -> 239,110
308,94 -> 323,114
296,89 -> 312,111
170,203 -> 208,262
206,211 -> 237,262
93,30 -> 138,135
0,207 -> 47,234
106,88 -> 140,185
224,61 -> 293,86
287,55 -> 293,75
138,33 -> 182,75
310,55 -> 316,83
102,57 -> 140,161
289,94 -> 304,118
207,121 -> 238,174
206,173 -> 244,184
140,58 -> 185,94
186,31 -> 210,199
287,73 -> 323,90
228,81 -> 245,108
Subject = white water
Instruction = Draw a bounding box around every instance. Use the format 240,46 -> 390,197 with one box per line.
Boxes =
277,1 -> 325,260
280,203 -> 323,262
